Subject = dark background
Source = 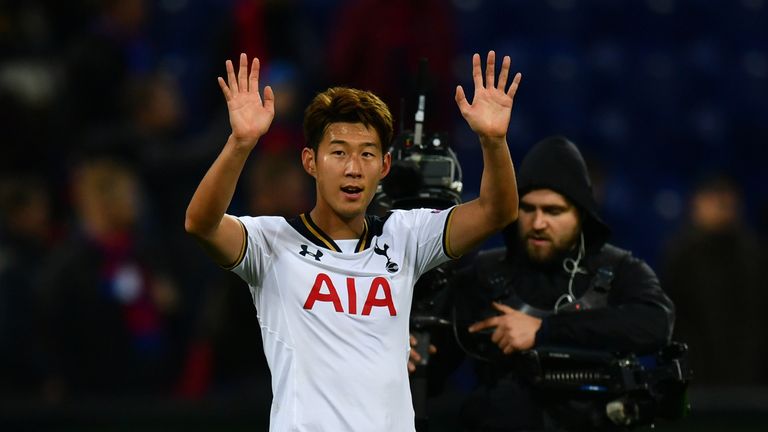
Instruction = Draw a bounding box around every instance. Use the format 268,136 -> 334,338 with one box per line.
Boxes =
1,0 -> 766,430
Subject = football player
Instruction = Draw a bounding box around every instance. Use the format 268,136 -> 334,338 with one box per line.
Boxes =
185,51 -> 522,431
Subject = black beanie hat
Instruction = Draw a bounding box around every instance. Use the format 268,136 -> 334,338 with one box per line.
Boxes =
510,135 -> 611,248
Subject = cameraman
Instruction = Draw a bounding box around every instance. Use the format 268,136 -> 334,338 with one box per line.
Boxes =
450,136 -> 675,431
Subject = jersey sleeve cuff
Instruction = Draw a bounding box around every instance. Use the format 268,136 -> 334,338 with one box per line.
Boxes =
221,218 -> 248,270
441,206 -> 461,260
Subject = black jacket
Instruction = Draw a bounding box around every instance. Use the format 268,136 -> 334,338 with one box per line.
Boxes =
447,241 -> 674,432
461,242 -> 674,355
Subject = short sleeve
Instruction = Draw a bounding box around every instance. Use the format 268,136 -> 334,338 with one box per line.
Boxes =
396,206 -> 458,278
230,215 -> 273,287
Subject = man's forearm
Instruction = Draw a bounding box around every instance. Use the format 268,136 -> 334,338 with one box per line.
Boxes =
477,136 -> 519,226
185,135 -> 253,237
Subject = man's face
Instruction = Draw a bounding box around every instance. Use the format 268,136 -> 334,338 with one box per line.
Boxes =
517,189 -> 581,263
302,122 -> 391,221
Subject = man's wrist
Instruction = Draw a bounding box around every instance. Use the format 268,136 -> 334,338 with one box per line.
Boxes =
478,135 -> 507,148
226,134 -> 259,153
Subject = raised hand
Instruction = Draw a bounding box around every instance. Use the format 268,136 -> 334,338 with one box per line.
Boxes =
218,53 -> 275,148
455,51 -> 522,141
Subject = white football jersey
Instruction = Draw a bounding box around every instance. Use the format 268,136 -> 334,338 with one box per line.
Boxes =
230,207 -> 457,432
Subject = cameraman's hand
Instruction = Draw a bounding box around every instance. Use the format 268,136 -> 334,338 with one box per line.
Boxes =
468,302 -> 541,354
408,334 -> 437,374
455,51 -> 522,142
218,53 -> 275,150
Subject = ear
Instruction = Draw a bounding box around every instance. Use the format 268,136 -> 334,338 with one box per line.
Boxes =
380,152 -> 392,178
301,147 -> 317,177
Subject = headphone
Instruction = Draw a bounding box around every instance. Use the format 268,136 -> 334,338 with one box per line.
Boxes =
554,232 -> 588,313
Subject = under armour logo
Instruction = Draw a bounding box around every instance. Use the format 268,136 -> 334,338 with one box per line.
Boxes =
299,244 -> 323,261
374,240 -> 399,273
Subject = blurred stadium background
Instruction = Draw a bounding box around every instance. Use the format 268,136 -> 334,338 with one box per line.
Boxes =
1,0 -> 766,430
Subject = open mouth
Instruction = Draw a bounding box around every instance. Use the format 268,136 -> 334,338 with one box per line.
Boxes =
341,186 -> 363,193
340,185 -> 364,199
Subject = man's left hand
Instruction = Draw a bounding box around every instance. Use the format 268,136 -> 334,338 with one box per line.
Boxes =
468,302 -> 541,354
455,51 -> 522,142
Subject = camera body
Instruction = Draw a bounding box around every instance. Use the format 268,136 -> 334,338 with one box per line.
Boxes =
517,343 -> 692,429
375,130 -> 462,213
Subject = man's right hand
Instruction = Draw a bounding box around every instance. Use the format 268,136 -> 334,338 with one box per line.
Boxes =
185,53 -> 273,267
468,302 -> 541,354
218,53 -> 275,149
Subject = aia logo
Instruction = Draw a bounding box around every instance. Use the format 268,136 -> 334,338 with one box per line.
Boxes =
299,244 -> 323,261
374,240 -> 399,273
303,273 -> 397,316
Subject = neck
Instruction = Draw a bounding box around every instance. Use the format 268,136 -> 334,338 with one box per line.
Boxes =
309,206 -> 366,240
